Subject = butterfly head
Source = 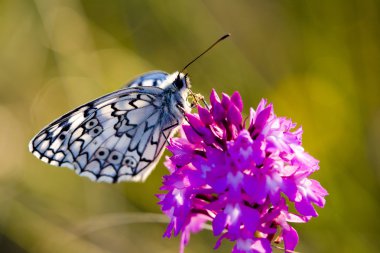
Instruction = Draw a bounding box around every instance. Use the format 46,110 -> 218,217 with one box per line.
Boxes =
173,71 -> 191,91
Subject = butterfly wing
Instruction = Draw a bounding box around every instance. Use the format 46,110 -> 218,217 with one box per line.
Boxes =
125,71 -> 169,88
29,86 -> 182,183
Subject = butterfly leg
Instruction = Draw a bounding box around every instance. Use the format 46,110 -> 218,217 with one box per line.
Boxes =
176,103 -> 207,143
200,97 -> 210,110
161,120 -> 180,145
176,103 -> 195,128
176,104 -> 200,135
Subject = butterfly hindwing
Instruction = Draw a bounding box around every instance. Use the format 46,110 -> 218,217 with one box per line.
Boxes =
29,86 -> 182,183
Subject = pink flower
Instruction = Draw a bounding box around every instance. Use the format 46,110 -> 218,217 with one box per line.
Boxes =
158,90 -> 327,253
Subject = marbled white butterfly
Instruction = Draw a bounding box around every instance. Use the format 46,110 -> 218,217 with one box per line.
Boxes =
29,34 -> 230,183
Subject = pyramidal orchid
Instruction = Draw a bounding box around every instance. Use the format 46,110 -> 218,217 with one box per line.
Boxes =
158,90 -> 327,253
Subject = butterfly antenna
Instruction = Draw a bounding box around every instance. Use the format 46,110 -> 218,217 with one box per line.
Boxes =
180,33 -> 231,73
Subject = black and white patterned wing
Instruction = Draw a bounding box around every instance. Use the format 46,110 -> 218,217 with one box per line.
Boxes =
125,71 -> 169,88
29,86 -> 182,183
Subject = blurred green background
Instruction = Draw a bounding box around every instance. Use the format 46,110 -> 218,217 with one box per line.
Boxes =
0,0 -> 379,252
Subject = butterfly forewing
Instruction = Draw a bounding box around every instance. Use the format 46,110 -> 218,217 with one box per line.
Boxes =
125,71 -> 169,88
29,81 -> 186,183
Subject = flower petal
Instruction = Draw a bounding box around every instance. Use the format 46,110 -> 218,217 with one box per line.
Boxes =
231,91 -> 243,112
213,212 -> 228,236
283,226 -> 299,251
228,103 -> 243,126
198,105 -> 213,125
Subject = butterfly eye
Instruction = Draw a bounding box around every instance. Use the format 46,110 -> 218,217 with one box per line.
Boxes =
96,148 -> 109,160
173,77 -> 185,90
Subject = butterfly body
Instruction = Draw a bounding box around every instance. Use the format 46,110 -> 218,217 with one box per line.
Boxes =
29,71 -> 191,183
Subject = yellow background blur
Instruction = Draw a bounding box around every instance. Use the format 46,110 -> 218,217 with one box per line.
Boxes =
0,0 -> 379,252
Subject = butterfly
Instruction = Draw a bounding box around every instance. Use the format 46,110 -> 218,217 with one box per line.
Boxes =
29,34 -> 230,183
